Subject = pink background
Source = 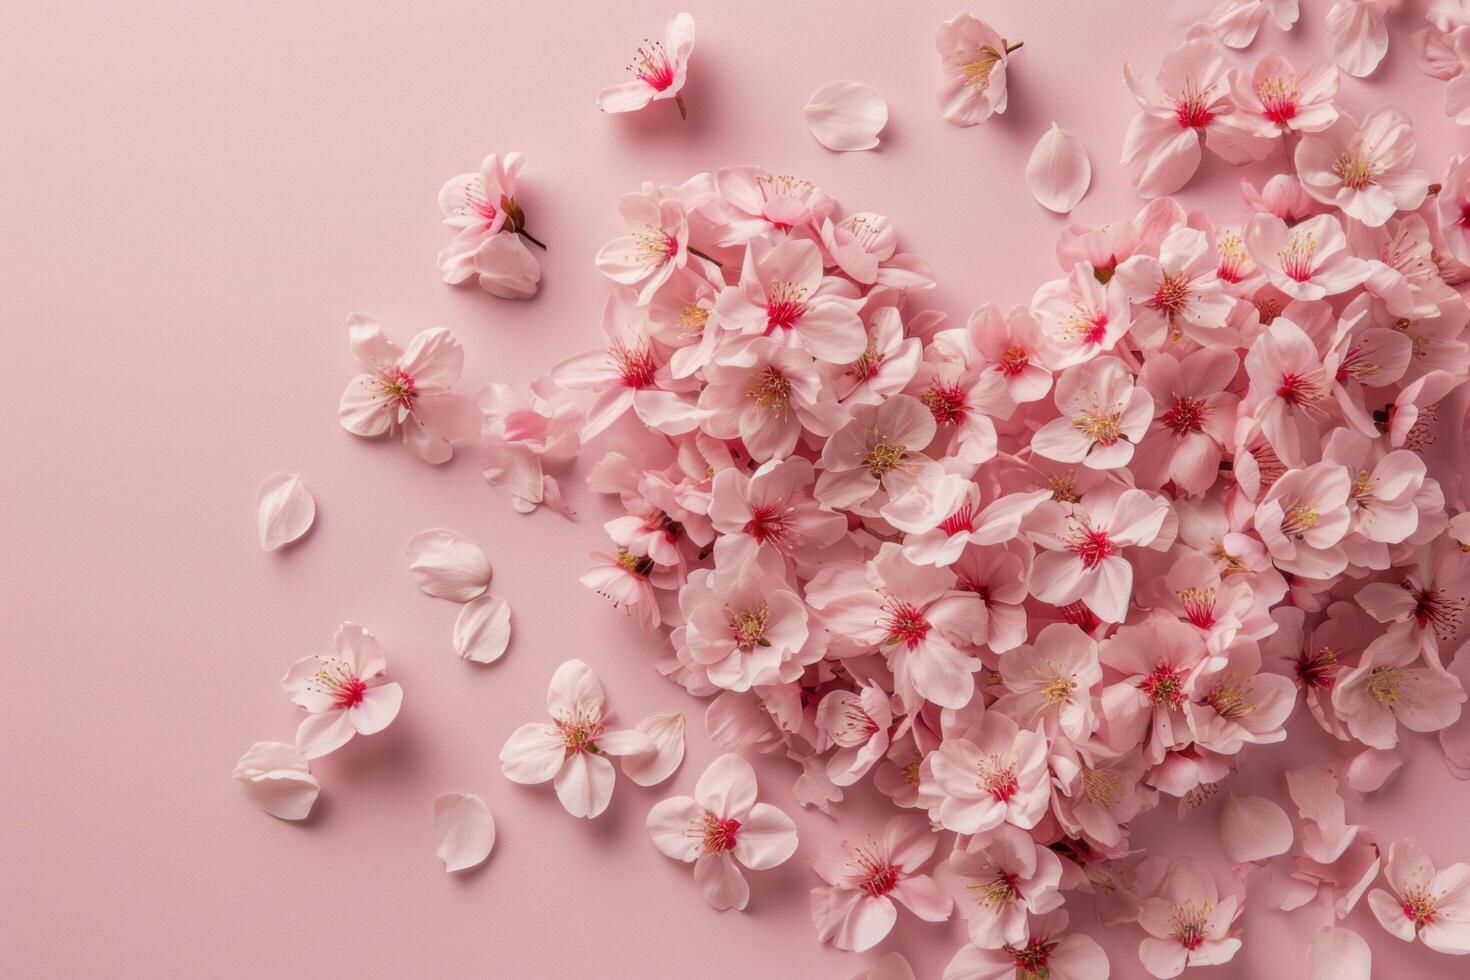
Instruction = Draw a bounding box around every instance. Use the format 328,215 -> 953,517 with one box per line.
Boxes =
4,0 -> 1469,976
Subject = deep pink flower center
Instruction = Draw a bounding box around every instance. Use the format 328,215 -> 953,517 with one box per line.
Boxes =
1295,645 -> 1340,691
998,344 -> 1030,377
1174,92 -> 1214,129
1007,937 -> 1058,974
860,862 -> 899,897
922,382 -> 969,424
1060,599 -> 1101,632
1066,525 -> 1115,569
882,599 -> 931,649
744,502 -> 793,547
613,342 -> 658,388
1176,586 -> 1217,629
1276,370 -> 1325,408
765,281 -> 809,331
630,41 -> 675,91
1410,583 -> 1466,638
939,502 -> 977,536
1150,273 -> 1192,316
1141,663 -> 1188,710
701,813 -> 741,854
1162,393 -> 1207,435
1254,76 -> 1298,125
379,367 -> 418,411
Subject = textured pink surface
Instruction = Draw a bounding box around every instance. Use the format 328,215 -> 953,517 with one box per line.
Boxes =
4,0 -> 1468,976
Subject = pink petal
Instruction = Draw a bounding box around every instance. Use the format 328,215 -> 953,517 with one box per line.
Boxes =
695,852 -> 750,911
849,952 -> 917,980
498,721 -> 566,784
256,472 -> 315,551
233,741 -> 319,821
1306,926 -> 1370,980
647,795 -> 705,861
731,802 -> 799,870
474,232 -> 540,300
621,712 -> 686,787
453,593 -> 511,663
695,752 -> 759,819
1220,794 -> 1294,862
1345,747 -> 1402,793
1025,122 -> 1092,214
404,528 -> 492,602
433,792 -> 495,872
804,81 -> 888,151
553,750 -> 615,819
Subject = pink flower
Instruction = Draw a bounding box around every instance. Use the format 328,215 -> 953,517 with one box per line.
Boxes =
714,236 -> 866,363
1254,461 -> 1354,578
580,549 -> 665,627
1242,173 -> 1322,220
1132,347 -> 1239,494
964,302 -> 1057,404
337,315 -> 481,464
1028,485 -> 1171,623
934,13 -> 1018,126
1325,0 -> 1397,77
1230,53 -> 1339,135
1121,38 -> 1270,197
281,623 -> 404,759
677,560 -> 812,692
699,337 -> 842,463
1186,637 -> 1298,752
1115,226 -> 1236,348
1032,356 -> 1155,470
1030,262 -> 1132,368
647,753 -> 798,910
1437,153 -> 1470,269
1098,614 -> 1211,763
820,212 -> 937,289
810,816 -> 951,951
708,456 -> 848,579
1356,540 -> 1470,667
938,824 -> 1064,949
597,12 -> 695,118
1368,839 -> 1470,953
951,542 -> 1034,653
824,306 -> 924,407
1295,108 -> 1430,227
594,183 -> 690,303
943,910 -> 1110,980
925,711 -> 1050,833
499,659 -> 655,819
815,394 -> 941,517
816,684 -> 893,786
436,153 -> 542,299
901,483 -> 1051,567
1135,858 -> 1242,977
1245,213 -> 1370,300
707,167 -> 834,245
1243,317 -> 1331,466
1332,630 -> 1466,748
993,623 -> 1102,741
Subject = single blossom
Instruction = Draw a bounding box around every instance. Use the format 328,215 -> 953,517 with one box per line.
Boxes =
993,622 -> 1103,741
938,823 -> 1065,950
1031,356 -> 1155,470
817,684 -> 894,786
1332,630 -> 1466,748
1230,53 -> 1339,136
597,12 -> 696,118
1295,108 -> 1430,227
1029,486 -> 1171,623
924,710 -> 1050,833
942,909 -> 1110,980
1115,226 -> 1236,349
934,13 -> 1019,126
1135,858 -> 1242,977
1367,839 -> 1470,953
594,183 -> 690,303
281,623 -> 404,759
810,816 -> 951,951
1132,346 -> 1239,495
1031,262 -> 1131,368
714,236 -> 867,363
646,753 -> 798,910
437,152 -> 542,298
1244,212 -> 1370,300
499,659 -> 655,818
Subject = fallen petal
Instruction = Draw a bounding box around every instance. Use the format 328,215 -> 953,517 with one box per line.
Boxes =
1025,122 -> 1091,214
621,712 -> 686,787
433,792 -> 495,872
256,473 -> 316,551
234,741 -> 320,820
1220,793 -> 1294,863
453,594 -> 512,663
404,528 -> 491,601
1305,926 -> 1370,980
804,81 -> 888,151
1345,747 -> 1402,793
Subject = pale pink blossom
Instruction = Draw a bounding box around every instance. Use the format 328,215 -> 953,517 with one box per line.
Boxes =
699,338 -> 842,464
678,559 -> 813,692
943,910 -> 1110,980
951,542 -> 1034,653
1115,226 -> 1236,348
964,303 -> 1057,403
817,684 -> 893,786
1230,53 -> 1339,135
1296,109 -> 1430,227
1438,154 -> 1470,268
1187,637 -> 1297,752
810,816 -> 951,951
1132,347 -> 1239,495
934,13 -> 1018,126
1325,0 -> 1398,77
901,483 -> 1051,567
595,182 -> 690,303
1029,486 -> 1171,623
1032,357 -> 1154,470
706,167 -> 834,245
825,307 -> 924,407
993,623 -> 1102,741
708,456 -> 847,579
1254,461 -> 1354,578
647,753 -> 798,910
939,824 -> 1063,949
1135,858 -> 1242,977
820,212 -> 937,289
1031,263 -> 1131,368
1368,839 -> 1470,953
597,12 -> 695,118
815,394 -> 942,518
437,153 -> 541,298
1332,630 -> 1466,748
1243,317 -> 1331,466
1356,539 -> 1470,667
1097,614 -> 1211,763
478,380 -> 580,516
1242,173 -> 1322,220
925,711 -> 1050,833
714,236 -> 867,363
281,623 -> 404,759
337,315 -> 480,464
499,659 -> 654,819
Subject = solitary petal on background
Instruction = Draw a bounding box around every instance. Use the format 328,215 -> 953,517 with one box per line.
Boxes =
233,741 -> 319,820
404,528 -> 492,601
621,712 -> 686,786
848,952 -> 918,980
1220,793 -> 1294,862
1025,122 -> 1092,213
453,594 -> 512,663
1305,926 -> 1370,980
804,81 -> 888,151
1345,747 -> 1402,793
256,472 -> 315,551
433,792 -> 495,872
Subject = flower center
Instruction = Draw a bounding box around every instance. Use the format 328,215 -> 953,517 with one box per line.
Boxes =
840,214 -> 881,247
970,872 -> 1020,909
961,47 -> 1003,90
1072,411 -> 1122,446
727,603 -> 770,653
633,223 -> 676,261
378,367 -> 417,412
1276,370 -> 1326,409
1403,886 -> 1438,926
1296,645 -> 1339,691
1150,272 -> 1192,317
939,501 -> 977,536
1082,767 -> 1122,808
1410,583 -> 1465,638
557,716 -> 604,753
747,366 -> 794,417
1007,938 -> 1059,980
1041,673 -> 1077,705
1142,663 -> 1188,710
865,439 -> 907,478
1177,586 -> 1217,629
1060,599 -> 1102,631
700,812 -> 741,854
1254,75 -> 1298,125
1062,310 -> 1109,346
1205,673 -> 1255,721
743,501 -> 793,547
1280,503 -> 1320,538
901,760 -> 921,785
675,303 -> 709,336
612,341 -> 658,389
922,381 -> 969,424
1336,337 -> 1383,382
881,598 -> 931,649
629,40 -> 675,91
1174,90 -> 1214,129
978,756 -> 1019,801
1065,519 -> 1115,569
1048,471 -> 1081,503
1162,393 -> 1207,436
848,343 -> 884,380
1280,229 -> 1318,281
311,659 -> 367,710
1332,150 -> 1378,191
1168,899 -> 1212,950
616,547 -> 654,577
765,280 -> 809,330
1367,665 -> 1405,708
1216,232 -> 1250,283
998,344 -> 1031,377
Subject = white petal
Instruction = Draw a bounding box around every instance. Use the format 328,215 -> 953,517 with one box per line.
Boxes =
1220,793 -> 1294,863
1025,122 -> 1091,214
404,528 -> 491,601
433,792 -> 495,872
804,81 -> 888,151
1306,927 -> 1370,980
621,712 -> 686,787
256,472 -> 315,551
453,594 -> 511,663
233,741 -> 319,820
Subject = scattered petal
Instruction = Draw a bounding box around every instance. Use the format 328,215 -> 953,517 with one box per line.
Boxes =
1025,122 -> 1092,213
804,81 -> 888,151
453,594 -> 512,663
1220,793 -> 1294,862
233,741 -> 319,820
433,792 -> 496,872
404,528 -> 491,602
256,472 -> 315,551
621,712 -> 686,786
1307,926 -> 1370,980
1345,747 -> 1402,793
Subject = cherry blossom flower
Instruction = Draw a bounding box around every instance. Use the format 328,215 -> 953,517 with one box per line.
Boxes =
595,182 -> 690,303
939,824 -> 1064,949
708,456 -> 848,579
1245,212 -> 1370,300
1332,631 -> 1466,748
934,13 -> 1019,126
1325,0 -> 1397,77
925,710 -> 1050,833
677,558 -> 813,692
900,483 -> 1051,567
1356,540 -> 1470,667
815,394 -> 943,518
817,684 -> 893,786
1031,262 -> 1131,368
1115,226 -> 1236,348
281,623 -> 404,759
820,212 -> 936,289
1135,857 -> 1242,977
647,753 -> 798,910
1029,485 -> 1171,623
437,152 -> 542,298
1032,356 -> 1155,470
1242,173 -> 1321,220
707,167 -> 834,245
992,623 -> 1102,741
1367,839 -> 1470,953
1132,347 -> 1239,494
1254,461 -> 1354,579
499,659 -> 654,818
943,909 -> 1110,980
597,12 -> 695,118
963,302 -> 1057,404
810,816 -> 951,951
1098,614 -> 1211,764
1437,153 -> 1470,268
337,315 -> 481,464
1121,38 -> 1270,197
699,338 -> 842,463
1230,53 -> 1339,135
1296,109 -> 1430,227
715,237 -> 866,364
1243,317 -> 1331,466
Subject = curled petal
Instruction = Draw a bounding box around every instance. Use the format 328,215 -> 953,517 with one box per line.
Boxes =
453,594 -> 512,663
256,472 -> 315,551
621,712 -> 686,787
233,741 -> 319,821
433,792 -> 495,872
1025,122 -> 1092,213
404,528 -> 492,602
804,81 -> 888,151
1220,793 -> 1294,862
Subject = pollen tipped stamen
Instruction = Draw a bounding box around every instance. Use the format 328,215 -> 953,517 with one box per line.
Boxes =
922,381 -> 969,424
